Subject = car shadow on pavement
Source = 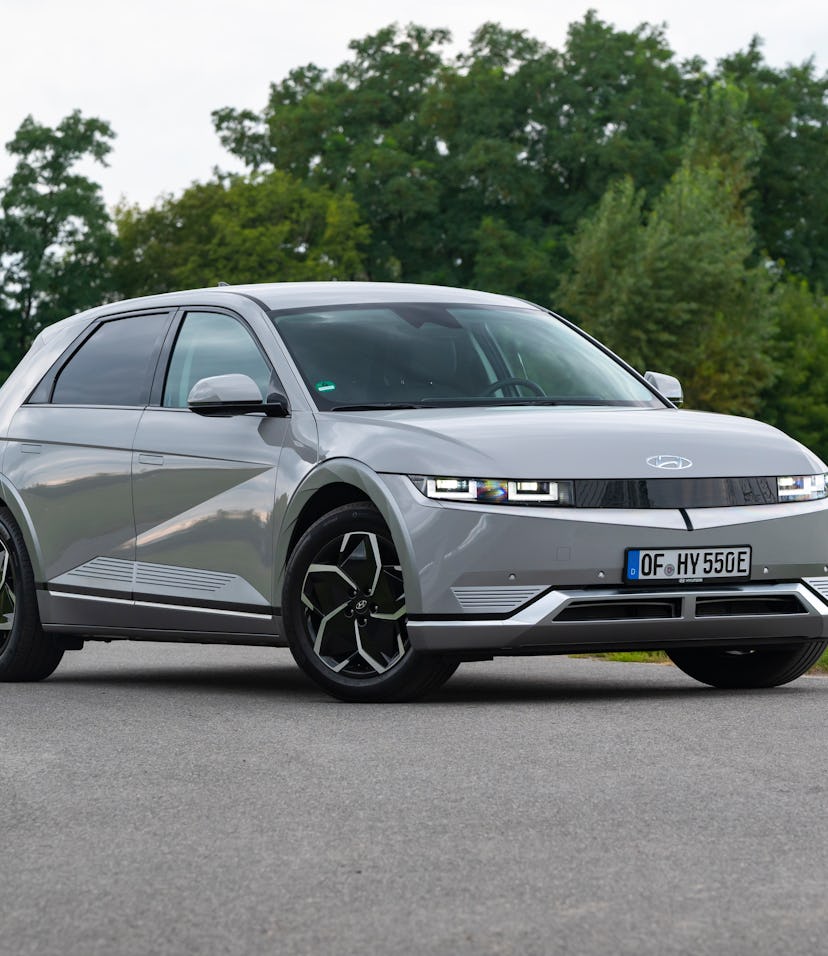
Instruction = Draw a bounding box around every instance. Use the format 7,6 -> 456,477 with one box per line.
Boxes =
427,676 -> 786,705
430,660 -> 824,704
44,660 -> 814,706
49,662 -> 319,698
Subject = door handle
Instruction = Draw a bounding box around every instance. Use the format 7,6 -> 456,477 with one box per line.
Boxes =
137,453 -> 165,466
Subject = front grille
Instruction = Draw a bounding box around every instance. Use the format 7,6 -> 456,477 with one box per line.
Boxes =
556,599 -> 681,622
695,596 -> 806,617
573,477 -> 778,509
554,592 -> 808,623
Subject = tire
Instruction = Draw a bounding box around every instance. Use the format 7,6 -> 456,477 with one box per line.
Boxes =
667,641 -> 827,689
0,507 -> 63,681
283,503 -> 459,702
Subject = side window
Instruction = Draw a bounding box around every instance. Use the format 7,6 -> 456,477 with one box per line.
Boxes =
51,312 -> 170,407
162,312 -> 274,408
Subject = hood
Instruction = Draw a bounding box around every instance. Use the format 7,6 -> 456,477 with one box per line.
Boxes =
315,406 -> 826,480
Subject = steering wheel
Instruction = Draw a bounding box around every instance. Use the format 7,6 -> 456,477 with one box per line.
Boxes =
483,377 -> 546,397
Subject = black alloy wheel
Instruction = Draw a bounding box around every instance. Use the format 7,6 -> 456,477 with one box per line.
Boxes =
283,503 -> 459,702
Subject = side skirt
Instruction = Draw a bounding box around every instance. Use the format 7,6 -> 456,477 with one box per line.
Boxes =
38,589 -> 286,646
47,625 -> 285,647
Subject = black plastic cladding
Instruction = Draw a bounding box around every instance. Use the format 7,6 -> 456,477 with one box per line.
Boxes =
573,477 -> 779,509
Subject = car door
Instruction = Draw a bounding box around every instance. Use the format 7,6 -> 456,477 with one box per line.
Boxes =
130,308 -> 288,637
4,310 -> 173,622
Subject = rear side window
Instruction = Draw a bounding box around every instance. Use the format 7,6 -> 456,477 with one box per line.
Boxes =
51,313 -> 171,406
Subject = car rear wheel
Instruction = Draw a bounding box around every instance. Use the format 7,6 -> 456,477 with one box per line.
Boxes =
0,508 -> 64,681
283,503 -> 459,702
666,641 -> 827,689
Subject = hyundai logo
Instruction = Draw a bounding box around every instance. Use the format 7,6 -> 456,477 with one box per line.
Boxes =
647,455 -> 693,470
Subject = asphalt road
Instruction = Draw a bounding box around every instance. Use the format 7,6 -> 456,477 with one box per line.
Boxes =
2,643 -> 827,956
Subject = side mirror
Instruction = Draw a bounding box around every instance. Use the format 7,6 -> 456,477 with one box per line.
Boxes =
644,370 -> 683,406
187,374 -> 289,418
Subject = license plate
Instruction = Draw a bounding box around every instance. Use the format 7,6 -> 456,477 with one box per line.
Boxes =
625,546 -> 751,583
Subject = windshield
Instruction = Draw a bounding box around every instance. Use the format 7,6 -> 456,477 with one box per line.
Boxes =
271,303 -> 661,410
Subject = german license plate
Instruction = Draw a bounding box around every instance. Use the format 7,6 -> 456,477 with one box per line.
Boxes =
625,546 -> 751,583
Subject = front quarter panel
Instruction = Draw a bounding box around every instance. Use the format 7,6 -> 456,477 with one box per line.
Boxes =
274,458 -> 423,612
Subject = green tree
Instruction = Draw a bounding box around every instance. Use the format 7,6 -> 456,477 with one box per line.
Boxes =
557,85 -> 775,416
0,111 -> 116,375
418,23 -> 551,291
211,16 -> 699,297
552,177 -> 649,352
209,16 -> 828,300
715,39 -> 828,288
469,217 -> 560,303
213,24 -> 451,282
759,279 -> 828,459
524,11 -> 694,234
114,170 -> 369,297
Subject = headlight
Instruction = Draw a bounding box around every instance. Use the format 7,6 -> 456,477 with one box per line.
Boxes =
777,474 -> 828,502
409,476 -> 574,506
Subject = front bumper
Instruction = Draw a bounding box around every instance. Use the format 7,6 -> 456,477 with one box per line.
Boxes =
378,475 -> 828,654
407,581 -> 828,653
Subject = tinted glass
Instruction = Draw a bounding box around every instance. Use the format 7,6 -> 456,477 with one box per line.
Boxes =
272,304 -> 659,410
52,312 -> 170,406
163,312 -> 274,408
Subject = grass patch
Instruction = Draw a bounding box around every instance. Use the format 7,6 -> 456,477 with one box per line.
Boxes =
572,651 -> 669,665
812,649 -> 828,673
573,648 -> 828,673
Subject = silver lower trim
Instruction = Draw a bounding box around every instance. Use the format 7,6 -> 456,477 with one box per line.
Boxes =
408,582 -> 828,652
803,576 -> 828,600
451,585 -> 547,613
49,557 -> 268,607
47,590 -> 272,620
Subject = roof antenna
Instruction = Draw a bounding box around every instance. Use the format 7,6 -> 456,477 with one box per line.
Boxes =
217,280 -> 230,287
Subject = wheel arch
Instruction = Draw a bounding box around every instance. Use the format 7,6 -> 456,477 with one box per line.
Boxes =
0,475 -> 46,582
274,459 -> 422,611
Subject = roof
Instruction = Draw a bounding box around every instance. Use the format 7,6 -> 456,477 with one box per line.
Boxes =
63,281 -> 535,325
220,281 -> 530,311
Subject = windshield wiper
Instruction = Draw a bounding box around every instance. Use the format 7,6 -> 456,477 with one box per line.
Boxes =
330,398 -> 638,411
500,398 -> 612,406
416,397 -> 611,407
330,402 -> 424,411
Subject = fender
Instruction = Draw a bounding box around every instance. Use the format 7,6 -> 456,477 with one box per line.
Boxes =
0,472 -> 47,582
273,457 -> 423,613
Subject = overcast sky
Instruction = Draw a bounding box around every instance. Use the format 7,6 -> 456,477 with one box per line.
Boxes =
2,0 -> 825,210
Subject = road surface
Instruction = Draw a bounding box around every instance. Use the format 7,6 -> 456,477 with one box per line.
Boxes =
3,644 -> 827,955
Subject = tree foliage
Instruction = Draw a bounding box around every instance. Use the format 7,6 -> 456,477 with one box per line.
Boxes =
557,85 -> 775,416
212,15 -> 697,297
0,111 -> 116,375
715,39 -> 828,288
214,24 -> 451,283
114,170 -> 369,297
210,14 -> 828,302
759,279 -> 828,459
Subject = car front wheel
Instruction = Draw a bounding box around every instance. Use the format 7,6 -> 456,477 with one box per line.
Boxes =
667,641 -> 827,689
283,503 -> 459,702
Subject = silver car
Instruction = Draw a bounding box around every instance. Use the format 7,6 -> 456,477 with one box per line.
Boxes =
0,282 -> 826,701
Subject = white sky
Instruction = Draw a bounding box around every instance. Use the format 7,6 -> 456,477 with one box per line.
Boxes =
1,0 -> 825,210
